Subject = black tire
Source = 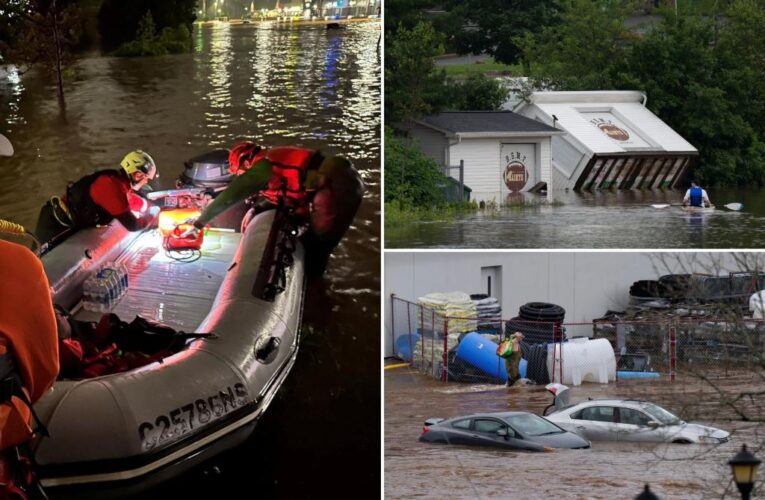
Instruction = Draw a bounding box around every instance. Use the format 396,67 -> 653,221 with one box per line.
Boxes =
519,302 -> 566,321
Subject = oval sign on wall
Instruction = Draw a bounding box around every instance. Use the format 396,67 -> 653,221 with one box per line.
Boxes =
503,160 -> 528,192
597,122 -> 630,141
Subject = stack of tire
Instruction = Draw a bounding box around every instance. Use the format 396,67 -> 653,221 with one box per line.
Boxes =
504,302 -> 566,385
629,275 -> 692,303
504,302 -> 566,344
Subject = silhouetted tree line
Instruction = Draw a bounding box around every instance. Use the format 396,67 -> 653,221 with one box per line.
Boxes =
97,0 -> 196,50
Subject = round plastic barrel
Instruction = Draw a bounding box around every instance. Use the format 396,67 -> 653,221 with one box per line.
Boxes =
395,333 -> 420,361
546,338 -> 616,386
455,333 -> 527,382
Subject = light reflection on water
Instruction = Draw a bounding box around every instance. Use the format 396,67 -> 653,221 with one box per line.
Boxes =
0,22 -> 380,497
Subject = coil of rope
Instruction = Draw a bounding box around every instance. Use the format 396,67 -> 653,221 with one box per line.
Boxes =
0,219 -> 41,254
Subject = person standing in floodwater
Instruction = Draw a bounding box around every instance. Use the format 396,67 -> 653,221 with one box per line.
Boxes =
505,332 -> 524,387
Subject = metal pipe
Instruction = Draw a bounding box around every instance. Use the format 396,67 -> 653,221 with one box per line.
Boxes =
390,293 -> 396,359
442,318 -> 448,382
669,324 -> 677,382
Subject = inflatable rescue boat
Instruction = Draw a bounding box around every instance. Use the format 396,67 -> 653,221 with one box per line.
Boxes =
32,151 -> 311,496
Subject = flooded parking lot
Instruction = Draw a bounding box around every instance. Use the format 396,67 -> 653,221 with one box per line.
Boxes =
385,367 -> 762,499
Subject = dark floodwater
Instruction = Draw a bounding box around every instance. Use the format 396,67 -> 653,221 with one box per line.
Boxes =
0,22 -> 380,498
386,188 -> 765,249
385,367 -> 761,499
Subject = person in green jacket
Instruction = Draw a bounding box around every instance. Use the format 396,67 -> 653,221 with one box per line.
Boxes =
505,332 -> 524,387
183,143 -> 363,275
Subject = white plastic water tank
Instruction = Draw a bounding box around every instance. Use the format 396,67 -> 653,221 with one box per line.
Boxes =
546,338 -> 616,386
749,290 -> 765,319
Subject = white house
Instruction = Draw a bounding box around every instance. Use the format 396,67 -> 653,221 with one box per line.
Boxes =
512,91 -> 699,191
408,111 -> 565,204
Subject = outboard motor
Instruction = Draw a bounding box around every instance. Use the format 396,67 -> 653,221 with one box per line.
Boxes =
177,149 -> 234,190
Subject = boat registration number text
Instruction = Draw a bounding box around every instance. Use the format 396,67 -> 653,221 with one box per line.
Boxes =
138,383 -> 249,451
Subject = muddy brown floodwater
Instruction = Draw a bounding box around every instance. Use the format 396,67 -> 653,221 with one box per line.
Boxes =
385,367 -> 763,499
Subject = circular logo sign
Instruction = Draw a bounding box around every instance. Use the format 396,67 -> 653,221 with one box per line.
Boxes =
598,123 -> 630,141
503,161 -> 528,192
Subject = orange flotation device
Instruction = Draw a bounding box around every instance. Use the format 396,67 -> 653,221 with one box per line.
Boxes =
0,240 -> 59,450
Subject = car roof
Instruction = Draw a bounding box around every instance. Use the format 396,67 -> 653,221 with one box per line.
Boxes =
447,411 -> 535,420
567,399 -> 654,407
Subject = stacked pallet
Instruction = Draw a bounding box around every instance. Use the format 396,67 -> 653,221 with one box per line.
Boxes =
416,292 -> 478,334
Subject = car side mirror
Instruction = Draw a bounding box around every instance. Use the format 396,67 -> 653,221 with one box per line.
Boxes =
496,428 -> 509,440
647,421 -> 660,428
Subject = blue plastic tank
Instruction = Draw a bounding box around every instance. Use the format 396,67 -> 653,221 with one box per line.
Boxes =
395,333 -> 421,361
455,332 -> 526,382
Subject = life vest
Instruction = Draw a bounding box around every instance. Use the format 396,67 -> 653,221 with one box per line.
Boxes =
0,241 -> 59,450
65,169 -> 126,228
689,186 -> 703,207
260,147 -> 324,207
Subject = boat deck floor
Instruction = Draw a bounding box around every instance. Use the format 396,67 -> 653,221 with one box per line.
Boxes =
75,229 -> 242,331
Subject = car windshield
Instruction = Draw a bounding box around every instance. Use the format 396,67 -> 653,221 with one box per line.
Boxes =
504,414 -> 564,436
639,403 -> 682,425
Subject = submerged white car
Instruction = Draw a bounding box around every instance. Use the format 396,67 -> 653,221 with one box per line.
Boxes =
543,385 -> 730,444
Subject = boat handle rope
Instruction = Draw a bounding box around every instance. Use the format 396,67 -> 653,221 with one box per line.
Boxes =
0,219 -> 42,255
48,196 -> 74,228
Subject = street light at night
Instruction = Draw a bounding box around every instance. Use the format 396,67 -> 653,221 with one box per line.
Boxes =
729,445 -> 761,500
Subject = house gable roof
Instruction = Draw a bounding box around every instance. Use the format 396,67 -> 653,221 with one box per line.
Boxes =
416,111 -> 562,137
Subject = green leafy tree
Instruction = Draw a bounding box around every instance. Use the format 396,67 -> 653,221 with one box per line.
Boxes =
385,0 -> 437,35
615,13 -> 765,186
442,0 -> 563,65
450,74 -> 508,111
384,127 -> 448,206
385,21 -> 452,125
520,0 -> 765,186
97,0 -> 196,50
517,0 -> 631,88
114,10 -> 192,57
0,0 -> 82,108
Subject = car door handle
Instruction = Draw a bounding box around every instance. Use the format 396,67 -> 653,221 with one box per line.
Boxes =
576,426 -> 586,430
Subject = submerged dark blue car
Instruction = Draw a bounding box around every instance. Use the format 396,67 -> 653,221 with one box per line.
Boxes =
419,411 -> 591,452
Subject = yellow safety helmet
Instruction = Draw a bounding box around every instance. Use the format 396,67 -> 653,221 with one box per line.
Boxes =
120,150 -> 157,181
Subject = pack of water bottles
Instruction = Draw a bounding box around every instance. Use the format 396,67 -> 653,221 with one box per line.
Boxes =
82,261 -> 130,312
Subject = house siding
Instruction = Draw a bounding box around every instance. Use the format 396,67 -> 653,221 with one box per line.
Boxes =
408,124 -> 448,166
449,136 -> 552,204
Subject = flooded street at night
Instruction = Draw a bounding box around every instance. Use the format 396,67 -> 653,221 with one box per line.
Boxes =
0,21 -> 380,497
385,367 -> 762,499
386,188 -> 765,249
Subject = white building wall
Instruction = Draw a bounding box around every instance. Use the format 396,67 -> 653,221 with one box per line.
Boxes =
540,137 -> 552,194
448,136 -> 551,204
384,252 -> 751,356
515,93 -> 698,155
408,124 -> 448,166
449,138 -> 502,204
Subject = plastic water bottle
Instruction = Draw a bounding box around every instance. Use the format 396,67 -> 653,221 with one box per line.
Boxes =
103,268 -> 119,308
118,263 -> 129,297
84,276 -> 107,313
82,277 -> 95,312
97,279 -> 110,312
101,263 -> 115,297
